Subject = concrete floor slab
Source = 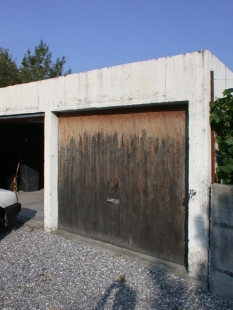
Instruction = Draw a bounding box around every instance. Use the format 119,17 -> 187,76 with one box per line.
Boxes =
16,189 -> 44,229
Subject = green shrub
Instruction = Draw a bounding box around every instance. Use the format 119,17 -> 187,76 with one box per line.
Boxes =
210,88 -> 233,183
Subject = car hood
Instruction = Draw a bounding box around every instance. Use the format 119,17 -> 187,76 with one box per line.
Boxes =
0,188 -> 17,208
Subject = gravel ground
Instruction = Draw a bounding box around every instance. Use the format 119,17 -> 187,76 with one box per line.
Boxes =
0,223 -> 233,310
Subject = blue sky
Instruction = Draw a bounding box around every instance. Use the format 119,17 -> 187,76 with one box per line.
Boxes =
1,0 -> 233,74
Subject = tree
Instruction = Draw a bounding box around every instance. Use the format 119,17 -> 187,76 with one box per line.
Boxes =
0,48 -> 21,87
0,39 -> 71,88
19,39 -> 71,83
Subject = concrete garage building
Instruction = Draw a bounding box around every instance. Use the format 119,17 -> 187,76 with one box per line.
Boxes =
0,50 -> 232,285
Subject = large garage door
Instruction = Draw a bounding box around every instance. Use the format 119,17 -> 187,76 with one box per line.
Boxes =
58,105 -> 187,265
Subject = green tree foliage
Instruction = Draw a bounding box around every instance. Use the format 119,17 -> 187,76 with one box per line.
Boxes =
210,88 -> 233,183
0,39 -> 71,88
20,39 -> 71,83
0,48 -> 21,87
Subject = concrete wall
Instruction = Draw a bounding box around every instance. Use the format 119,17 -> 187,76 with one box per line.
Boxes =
209,184 -> 233,300
0,50 -> 233,283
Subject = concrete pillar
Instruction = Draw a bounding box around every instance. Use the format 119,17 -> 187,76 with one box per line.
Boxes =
44,111 -> 58,231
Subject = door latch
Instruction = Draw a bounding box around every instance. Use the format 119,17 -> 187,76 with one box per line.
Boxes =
107,198 -> 120,204
189,189 -> 197,199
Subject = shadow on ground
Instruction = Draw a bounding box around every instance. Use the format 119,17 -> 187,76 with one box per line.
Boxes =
17,207 -> 37,223
147,267 -> 233,309
95,281 -> 137,310
0,208 -> 37,241
0,221 -> 24,241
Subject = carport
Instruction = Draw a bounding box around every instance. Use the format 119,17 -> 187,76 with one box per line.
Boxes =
0,113 -> 44,226
0,113 -> 44,190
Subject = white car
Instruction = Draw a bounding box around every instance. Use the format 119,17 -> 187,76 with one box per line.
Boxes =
0,189 -> 21,227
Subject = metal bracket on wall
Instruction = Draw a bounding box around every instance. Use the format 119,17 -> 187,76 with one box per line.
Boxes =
189,189 -> 197,199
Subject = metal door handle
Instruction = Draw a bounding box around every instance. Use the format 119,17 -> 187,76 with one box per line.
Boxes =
107,198 -> 120,204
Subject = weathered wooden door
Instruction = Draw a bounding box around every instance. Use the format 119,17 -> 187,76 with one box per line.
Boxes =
58,105 -> 187,265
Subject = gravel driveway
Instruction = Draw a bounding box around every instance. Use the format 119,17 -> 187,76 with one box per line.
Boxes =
0,223 -> 233,310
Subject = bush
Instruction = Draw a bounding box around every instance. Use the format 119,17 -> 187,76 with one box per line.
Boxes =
210,88 -> 233,184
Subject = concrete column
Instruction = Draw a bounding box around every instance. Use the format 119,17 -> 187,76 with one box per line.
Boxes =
209,183 -> 233,300
44,111 -> 58,231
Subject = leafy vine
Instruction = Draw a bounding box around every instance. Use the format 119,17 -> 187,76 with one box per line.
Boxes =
210,88 -> 233,184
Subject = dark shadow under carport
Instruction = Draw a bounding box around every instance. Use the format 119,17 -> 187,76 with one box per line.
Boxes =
16,189 -> 44,229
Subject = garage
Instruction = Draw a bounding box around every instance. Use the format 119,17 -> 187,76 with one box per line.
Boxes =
1,50 -> 231,282
0,114 -> 44,192
58,104 -> 188,265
